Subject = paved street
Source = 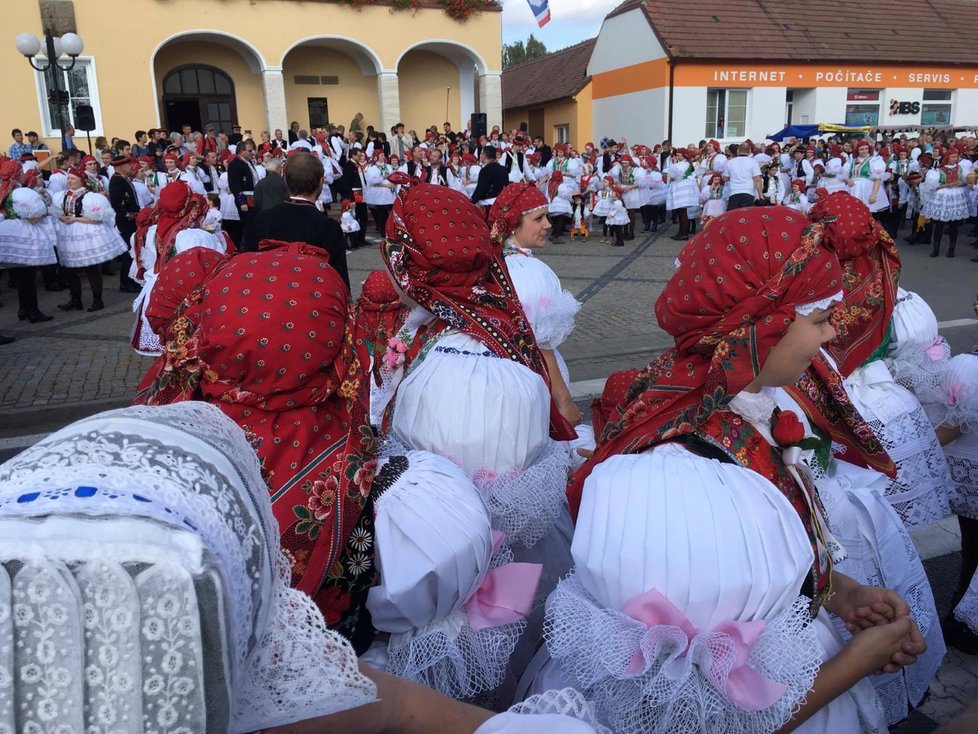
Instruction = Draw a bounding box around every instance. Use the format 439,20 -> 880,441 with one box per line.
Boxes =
2,218 -> 978,730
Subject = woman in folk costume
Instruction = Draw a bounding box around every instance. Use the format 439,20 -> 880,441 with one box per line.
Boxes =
136,241 -> 382,651
364,149 -> 396,236
786,192 -> 946,723
489,183 -> 587,432
49,166 -> 128,313
0,158 -> 57,323
590,175 -> 615,238
785,179 -> 812,214
81,154 -> 108,193
373,176 -> 581,706
355,269 -> 409,428
922,146 -> 971,257
613,154 -> 646,241
846,140 -> 890,222
699,172 -> 727,224
665,147 -> 698,241
821,143 -> 851,195
546,169 -> 575,243
552,208 -> 922,733
129,181 -> 217,355
460,152 -> 482,199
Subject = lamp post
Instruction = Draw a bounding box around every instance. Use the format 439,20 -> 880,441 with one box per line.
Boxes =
15,31 -> 85,146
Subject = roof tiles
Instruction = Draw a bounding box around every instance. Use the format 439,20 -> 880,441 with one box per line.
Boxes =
501,38 -> 596,110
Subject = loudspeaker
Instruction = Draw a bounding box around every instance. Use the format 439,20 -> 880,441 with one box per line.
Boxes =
74,104 -> 96,131
519,121 -> 528,133
470,112 -> 487,139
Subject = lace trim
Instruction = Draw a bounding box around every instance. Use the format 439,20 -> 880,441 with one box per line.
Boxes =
795,290 -> 843,316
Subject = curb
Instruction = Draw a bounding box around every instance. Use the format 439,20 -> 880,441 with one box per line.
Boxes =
1,397 -> 133,437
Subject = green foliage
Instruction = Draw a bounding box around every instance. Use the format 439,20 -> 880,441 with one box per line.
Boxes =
503,34 -> 549,68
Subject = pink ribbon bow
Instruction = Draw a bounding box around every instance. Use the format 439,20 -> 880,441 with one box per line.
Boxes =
925,338 -> 946,362
463,531 -> 542,631
621,589 -> 788,711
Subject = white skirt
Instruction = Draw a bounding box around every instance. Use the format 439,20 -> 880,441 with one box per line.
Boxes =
666,178 -> 698,210
922,186 -> 971,222
55,220 -> 128,268
844,360 -> 952,529
851,178 -> 890,213
591,195 -> 612,217
945,430 -> 978,520
0,217 -> 58,266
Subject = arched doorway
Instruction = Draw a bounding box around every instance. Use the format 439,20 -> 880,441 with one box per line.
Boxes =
162,65 -> 237,134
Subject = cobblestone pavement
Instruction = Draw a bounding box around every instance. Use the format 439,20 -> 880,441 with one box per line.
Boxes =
3,221 -> 978,731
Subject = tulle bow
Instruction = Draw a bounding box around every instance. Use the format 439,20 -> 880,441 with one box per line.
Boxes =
463,531 -> 542,631
621,589 -> 787,711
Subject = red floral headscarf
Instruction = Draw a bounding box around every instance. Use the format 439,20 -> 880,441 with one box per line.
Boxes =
132,181 -> 208,279
144,247 -> 229,336
353,270 -> 409,387
381,177 -> 575,440
568,208 -> 845,515
808,191 -> 901,377
138,242 -> 376,628
0,157 -> 23,205
488,182 -> 548,246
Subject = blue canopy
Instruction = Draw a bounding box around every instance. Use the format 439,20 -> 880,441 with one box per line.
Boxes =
767,123 -> 871,142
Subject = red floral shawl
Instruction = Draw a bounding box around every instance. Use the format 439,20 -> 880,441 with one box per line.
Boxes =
132,181 -> 208,279
139,242 -> 376,608
568,209 -> 843,517
381,177 -> 575,440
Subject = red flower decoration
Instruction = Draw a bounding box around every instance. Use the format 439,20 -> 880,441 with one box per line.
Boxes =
772,409 -> 806,447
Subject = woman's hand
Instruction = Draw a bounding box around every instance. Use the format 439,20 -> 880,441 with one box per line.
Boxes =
842,616 -> 924,676
557,397 -> 583,426
827,577 -> 909,631
869,194 -> 877,204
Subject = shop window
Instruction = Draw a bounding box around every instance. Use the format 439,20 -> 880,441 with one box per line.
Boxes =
845,89 -> 880,126
922,89 -> 952,126
705,89 -> 747,139
35,58 -> 102,136
554,124 -> 570,144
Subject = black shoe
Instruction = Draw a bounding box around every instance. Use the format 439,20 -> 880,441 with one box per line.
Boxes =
58,299 -> 84,311
18,309 -> 28,321
119,283 -> 141,294
670,233 -> 687,241
43,283 -> 65,292
25,310 -> 53,323
0,334 -> 14,345
943,615 -> 978,655
87,300 -> 105,312
101,263 -> 117,276
930,248 -> 940,257
650,223 -> 658,232
948,249 -> 956,258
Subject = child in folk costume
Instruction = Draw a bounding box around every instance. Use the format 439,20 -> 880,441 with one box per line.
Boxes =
591,176 -> 615,239
340,199 -> 360,252
568,193 -> 590,241
764,162 -> 785,206
604,189 -> 630,247
640,155 -> 667,233
699,172 -> 727,224
905,153 -> 933,246
784,179 -> 812,214
821,144 -> 850,195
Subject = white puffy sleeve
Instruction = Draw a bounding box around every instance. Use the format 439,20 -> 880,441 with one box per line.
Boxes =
10,188 -> 48,219
81,192 -> 116,223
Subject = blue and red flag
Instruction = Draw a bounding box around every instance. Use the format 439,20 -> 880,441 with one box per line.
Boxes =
527,0 -> 551,28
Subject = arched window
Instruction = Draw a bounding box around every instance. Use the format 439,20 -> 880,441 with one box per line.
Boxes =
161,65 -> 237,134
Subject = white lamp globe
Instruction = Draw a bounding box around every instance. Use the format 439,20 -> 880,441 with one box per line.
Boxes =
15,33 -> 41,57
61,33 -> 84,56
51,36 -> 63,58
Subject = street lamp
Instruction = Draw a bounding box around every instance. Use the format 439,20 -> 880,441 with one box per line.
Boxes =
15,31 -> 85,143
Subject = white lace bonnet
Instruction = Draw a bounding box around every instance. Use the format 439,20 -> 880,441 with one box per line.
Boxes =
545,448 -> 823,734
0,402 -> 375,733
367,449 -> 542,699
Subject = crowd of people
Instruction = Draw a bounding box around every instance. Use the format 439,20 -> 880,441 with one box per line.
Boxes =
3,114 -> 978,733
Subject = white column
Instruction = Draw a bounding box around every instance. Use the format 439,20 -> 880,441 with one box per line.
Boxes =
262,67 -> 288,135
457,63 -> 476,126
478,72 -> 502,131
378,71 -> 401,135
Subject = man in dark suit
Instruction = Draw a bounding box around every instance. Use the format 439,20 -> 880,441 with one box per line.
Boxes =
470,146 -> 509,214
533,136 -> 552,167
226,140 -> 259,250
107,155 -> 142,294
246,152 -> 349,290
252,157 -> 289,211
339,150 -> 369,248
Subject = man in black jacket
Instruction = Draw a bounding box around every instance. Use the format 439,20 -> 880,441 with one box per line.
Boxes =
226,140 -> 259,250
533,136 -> 552,167
470,146 -> 509,214
246,152 -> 349,290
339,150 -> 369,247
107,155 -> 142,293
252,157 -> 289,211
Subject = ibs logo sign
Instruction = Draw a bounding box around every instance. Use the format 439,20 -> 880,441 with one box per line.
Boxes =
890,99 -> 921,115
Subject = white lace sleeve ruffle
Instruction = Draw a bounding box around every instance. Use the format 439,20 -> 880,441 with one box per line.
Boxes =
9,188 -> 47,220
0,402 -> 376,732
544,574 -> 820,734
505,254 -> 581,349
932,354 -> 978,433
80,192 -> 116,223
477,688 -> 611,733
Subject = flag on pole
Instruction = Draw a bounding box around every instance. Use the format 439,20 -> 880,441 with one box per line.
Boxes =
527,0 -> 551,28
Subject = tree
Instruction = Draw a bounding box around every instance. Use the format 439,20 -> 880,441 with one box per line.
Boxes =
503,34 -> 548,68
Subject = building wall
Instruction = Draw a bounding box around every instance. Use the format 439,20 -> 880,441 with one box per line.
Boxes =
790,88 -> 817,125
282,46 -> 378,133
398,51 -> 463,133
3,0 -> 502,151
593,86 -> 668,145
502,82 -> 593,149
588,8 -> 663,76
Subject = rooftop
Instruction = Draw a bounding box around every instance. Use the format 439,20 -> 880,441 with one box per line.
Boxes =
501,38 -> 596,110
608,0 -> 978,64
